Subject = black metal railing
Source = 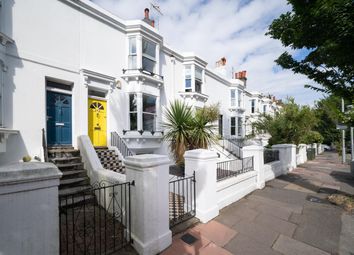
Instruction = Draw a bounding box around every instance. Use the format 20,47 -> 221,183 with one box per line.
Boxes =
122,129 -> 164,136
169,172 -> 196,227
264,149 -> 280,164
216,156 -> 254,182
221,138 -> 242,158
59,181 -> 132,255
111,132 -> 134,158
42,128 -> 48,162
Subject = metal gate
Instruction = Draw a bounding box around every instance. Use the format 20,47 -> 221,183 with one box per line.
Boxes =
169,172 -> 196,227
59,181 -> 132,254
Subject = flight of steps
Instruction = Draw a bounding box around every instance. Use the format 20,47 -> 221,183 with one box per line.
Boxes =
95,147 -> 125,173
48,146 -> 94,207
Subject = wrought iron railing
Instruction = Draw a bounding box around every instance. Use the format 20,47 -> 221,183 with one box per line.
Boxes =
220,138 -> 242,158
111,132 -> 134,158
42,128 -> 49,162
169,172 -> 196,227
59,181 -> 132,254
216,156 -> 254,182
264,149 -> 280,164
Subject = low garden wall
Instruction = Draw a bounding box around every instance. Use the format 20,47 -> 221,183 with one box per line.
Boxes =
264,160 -> 282,182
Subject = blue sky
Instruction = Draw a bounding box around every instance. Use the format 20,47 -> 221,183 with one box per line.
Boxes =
91,0 -> 323,105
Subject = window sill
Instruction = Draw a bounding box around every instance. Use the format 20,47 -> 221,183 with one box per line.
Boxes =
178,91 -> 209,102
122,69 -> 164,87
229,106 -> 245,112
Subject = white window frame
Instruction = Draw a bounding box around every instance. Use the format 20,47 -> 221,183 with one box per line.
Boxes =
184,65 -> 192,92
128,37 -> 137,69
142,38 -> 156,73
238,90 -> 242,107
231,89 -> 236,107
129,93 -> 138,130
237,117 -> 242,136
142,94 -> 157,131
195,66 -> 203,94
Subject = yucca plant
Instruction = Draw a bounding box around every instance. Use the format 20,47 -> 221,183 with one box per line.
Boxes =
162,100 -> 193,165
162,100 -> 219,165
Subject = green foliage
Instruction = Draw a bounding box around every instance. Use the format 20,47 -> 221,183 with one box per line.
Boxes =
313,95 -> 341,145
162,100 -> 219,164
267,0 -> 354,101
253,98 -> 318,145
301,130 -> 324,144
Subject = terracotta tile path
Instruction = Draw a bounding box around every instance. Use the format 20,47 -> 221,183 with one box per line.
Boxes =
161,152 -> 354,255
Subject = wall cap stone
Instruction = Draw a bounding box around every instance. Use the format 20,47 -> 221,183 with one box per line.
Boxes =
0,162 -> 62,185
184,149 -> 218,160
242,145 -> 264,151
124,154 -> 170,169
272,144 -> 296,149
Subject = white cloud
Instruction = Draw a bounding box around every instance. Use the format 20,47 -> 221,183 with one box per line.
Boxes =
91,0 -> 323,105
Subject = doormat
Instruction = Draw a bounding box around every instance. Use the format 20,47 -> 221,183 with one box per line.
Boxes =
306,195 -> 331,204
181,233 -> 198,245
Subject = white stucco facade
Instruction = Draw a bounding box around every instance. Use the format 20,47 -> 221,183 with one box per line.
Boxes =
0,0 -> 281,165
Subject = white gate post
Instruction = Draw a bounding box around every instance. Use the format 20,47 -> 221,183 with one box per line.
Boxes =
125,154 -> 172,255
242,145 -> 265,189
272,144 -> 297,173
184,149 -> 219,223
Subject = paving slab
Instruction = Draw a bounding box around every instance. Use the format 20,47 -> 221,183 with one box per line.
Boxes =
266,178 -> 289,189
252,186 -> 307,207
283,183 -> 317,194
192,220 -> 237,247
293,202 -> 341,254
288,212 -> 302,225
254,203 -> 292,221
224,234 -> 282,255
273,235 -> 330,255
247,194 -> 303,214
232,219 -> 279,247
199,242 -> 233,255
254,213 -> 297,237
339,213 -> 354,255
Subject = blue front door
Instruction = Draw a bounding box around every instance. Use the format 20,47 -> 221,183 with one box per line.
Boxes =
46,91 -> 72,146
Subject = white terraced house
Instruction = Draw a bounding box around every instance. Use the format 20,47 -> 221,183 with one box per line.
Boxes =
0,0 -> 281,167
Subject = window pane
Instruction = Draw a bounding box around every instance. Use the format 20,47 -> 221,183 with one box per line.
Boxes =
143,94 -> 156,113
195,66 -> 203,80
231,90 -> 236,106
129,94 -> 137,111
238,90 -> 242,107
128,55 -> 137,69
185,79 -> 191,89
129,37 -> 136,54
237,117 -> 242,135
231,117 -> 235,126
185,65 -> 191,79
195,80 -> 202,94
143,113 -> 156,130
231,117 -> 236,136
218,115 -> 223,136
130,113 -> 137,130
142,39 -> 156,58
142,57 -> 155,73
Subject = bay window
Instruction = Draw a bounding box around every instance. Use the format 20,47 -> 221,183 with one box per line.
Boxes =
195,66 -> 203,94
142,94 -> 156,130
185,65 -> 192,92
129,94 -> 138,130
231,117 -> 236,136
251,99 -> 256,113
238,90 -> 242,107
231,89 -> 236,107
184,64 -> 204,94
142,39 -> 156,73
237,117 -> 242,136
129,93 -> 157,131
128,37 -> 137,69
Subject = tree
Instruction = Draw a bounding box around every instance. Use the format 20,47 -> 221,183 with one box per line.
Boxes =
162,100 -> 219,165
253,98 -> 318,145
267,0 -> 354,101
313,95 -> 341,145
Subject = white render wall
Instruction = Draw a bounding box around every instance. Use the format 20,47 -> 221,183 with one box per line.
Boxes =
0,0 -> 272,165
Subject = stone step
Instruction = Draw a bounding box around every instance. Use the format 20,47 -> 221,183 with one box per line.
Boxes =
60,177 -> 89,186
59,185 -> 91,197
48,149 -> 81,158
60,194 -> 95,208
50,156 -> 81,164
61,169 -> 87,178
57,162 -> 84,170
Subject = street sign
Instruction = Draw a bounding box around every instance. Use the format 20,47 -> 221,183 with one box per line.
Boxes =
336,124 -> 348,130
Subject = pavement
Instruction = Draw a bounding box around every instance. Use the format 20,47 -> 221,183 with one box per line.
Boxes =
161,152 -> 354,255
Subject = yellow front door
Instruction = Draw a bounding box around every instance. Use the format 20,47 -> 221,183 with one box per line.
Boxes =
88,98 -> 107,147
